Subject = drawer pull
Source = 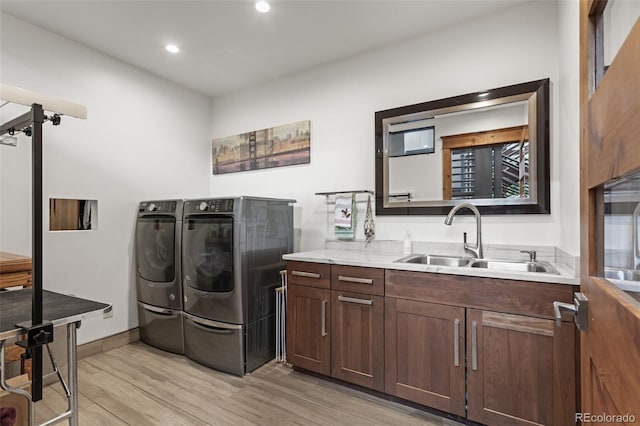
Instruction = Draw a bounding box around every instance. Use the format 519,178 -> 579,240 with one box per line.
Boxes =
454,318 -> 460,367
292,271 -> 322,279
321,300 -> 328,337
337,295 -> 373,306
471,321 -> 478,371
337,275 -> 374,285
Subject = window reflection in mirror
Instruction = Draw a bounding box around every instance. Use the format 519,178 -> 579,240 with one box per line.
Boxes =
389,124 -> 435,157
450,141 -> 529,200
444,124 -> 529,200
49,198 -> 97,231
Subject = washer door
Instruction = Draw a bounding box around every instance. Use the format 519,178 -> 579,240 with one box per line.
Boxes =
136,216 -> 176,283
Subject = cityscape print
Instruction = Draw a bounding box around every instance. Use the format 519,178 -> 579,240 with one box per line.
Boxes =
212,120 -> 310,174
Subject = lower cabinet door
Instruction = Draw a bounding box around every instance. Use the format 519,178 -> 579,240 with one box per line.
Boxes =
467,309 -> 576,426
286,284 -> 331,375
385,298 -> 466,416
331,291 -> 384,391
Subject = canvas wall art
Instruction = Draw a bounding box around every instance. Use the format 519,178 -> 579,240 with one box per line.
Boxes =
212,120 -> 310,174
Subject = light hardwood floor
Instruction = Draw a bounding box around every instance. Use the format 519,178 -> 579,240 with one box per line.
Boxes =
34,342 -> 464,425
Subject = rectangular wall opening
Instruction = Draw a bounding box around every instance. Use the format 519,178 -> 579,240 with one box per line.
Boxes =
49,198 -> 97,231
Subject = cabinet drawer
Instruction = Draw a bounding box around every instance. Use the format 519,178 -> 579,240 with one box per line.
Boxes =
386,269 -> 576,319
287,261 -> 330,289
331,265 -> 384,296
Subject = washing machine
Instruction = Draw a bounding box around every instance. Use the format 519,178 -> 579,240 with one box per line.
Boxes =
135,199 -> 184,354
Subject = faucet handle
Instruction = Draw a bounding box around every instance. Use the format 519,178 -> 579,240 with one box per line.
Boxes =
520,250 -> 537,262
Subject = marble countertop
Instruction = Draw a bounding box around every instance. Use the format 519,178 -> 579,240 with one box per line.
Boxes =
283,248 -> 580,286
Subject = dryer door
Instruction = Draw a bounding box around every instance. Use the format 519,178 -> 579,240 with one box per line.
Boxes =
136,216 -> 176,283
183,216 -> 234,292
182,215 -> 243,323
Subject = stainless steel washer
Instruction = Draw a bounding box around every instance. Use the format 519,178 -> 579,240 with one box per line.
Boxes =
135,199 -> 184,354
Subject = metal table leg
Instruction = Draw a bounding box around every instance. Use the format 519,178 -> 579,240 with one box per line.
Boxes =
35,322 -> 79,426
67,322 -> 78,426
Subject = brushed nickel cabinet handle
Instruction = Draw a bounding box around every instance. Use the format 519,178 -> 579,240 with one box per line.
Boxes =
472,321 -> 478,371
337,295 -> 373,306
292,271 -> 322,279
454,318 -> 460,367
321,300 -> 328,337
338,275 -> 374,285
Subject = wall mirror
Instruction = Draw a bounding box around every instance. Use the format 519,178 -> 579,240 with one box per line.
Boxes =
375,78 -> 550,215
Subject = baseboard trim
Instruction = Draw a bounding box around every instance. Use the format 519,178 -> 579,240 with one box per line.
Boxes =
77,328 -> 140,360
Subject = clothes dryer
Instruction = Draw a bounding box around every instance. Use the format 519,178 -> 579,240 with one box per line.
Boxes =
135,199 -> 184,354
182,197 -> 294,375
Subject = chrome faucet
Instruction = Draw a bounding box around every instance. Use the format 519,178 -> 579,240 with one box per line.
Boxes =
444,202 -> 483,259
633,202 -> 640,269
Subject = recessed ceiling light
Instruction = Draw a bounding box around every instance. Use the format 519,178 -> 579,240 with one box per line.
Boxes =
478,92 -> 489,97
165,44 -> 180,54
255,1 -> 270,13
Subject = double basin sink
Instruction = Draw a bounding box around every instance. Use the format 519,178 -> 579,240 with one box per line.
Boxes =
395,254 -> 560,275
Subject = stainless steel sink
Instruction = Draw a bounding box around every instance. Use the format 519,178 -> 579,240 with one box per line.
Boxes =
395,254 -> 471,267
395,254 -> 560,274
605,267 -> 640,282
467,259 -> 559,274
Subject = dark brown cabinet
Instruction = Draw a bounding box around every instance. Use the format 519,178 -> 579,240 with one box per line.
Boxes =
384,298 -> 466,416
330,265 -> 385,391
466,309 -> 575,426
287,262 -> 578,426
286,262 -> 332,375
287,262 -> 385,390
286,283 -> 331,375
385,270 -> 577,425
331,290 -> 384,391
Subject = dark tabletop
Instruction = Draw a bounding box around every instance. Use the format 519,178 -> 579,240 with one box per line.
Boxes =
0,289 -> 109,334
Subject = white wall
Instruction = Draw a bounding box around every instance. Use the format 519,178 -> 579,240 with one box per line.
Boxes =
210,1 -> 575,253
557,0 -> 581,257
0,13 -> 212,343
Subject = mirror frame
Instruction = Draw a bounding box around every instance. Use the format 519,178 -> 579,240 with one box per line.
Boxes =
375,78 -> 550,215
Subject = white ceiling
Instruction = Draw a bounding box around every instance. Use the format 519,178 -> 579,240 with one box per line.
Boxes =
0,0 -> 533,98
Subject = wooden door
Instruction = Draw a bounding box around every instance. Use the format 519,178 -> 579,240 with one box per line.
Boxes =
467,310 -> 575,426
286,284 -> 331,375
384,298 -> 465,416
331,290 -> 384,391
579,0 -> 640,419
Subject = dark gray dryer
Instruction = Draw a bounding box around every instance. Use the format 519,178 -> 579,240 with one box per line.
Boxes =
182,197 -> 294,375
135,199 -> 184,354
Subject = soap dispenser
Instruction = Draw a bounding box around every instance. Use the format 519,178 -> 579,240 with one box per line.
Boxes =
403,231 -> 412,255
